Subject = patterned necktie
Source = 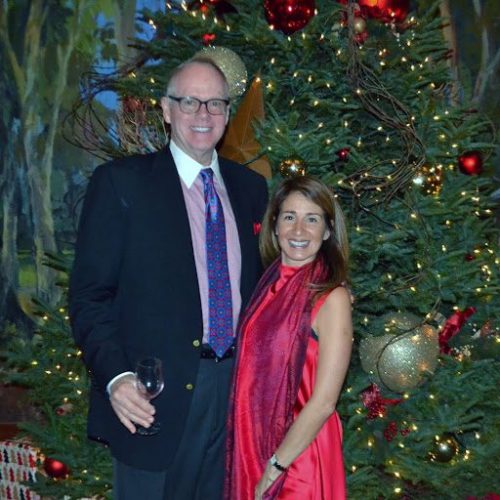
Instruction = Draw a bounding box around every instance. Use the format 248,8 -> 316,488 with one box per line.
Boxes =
199,168 -> 234,357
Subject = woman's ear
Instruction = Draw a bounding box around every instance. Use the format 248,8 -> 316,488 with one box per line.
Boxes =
323,220 -> 334,240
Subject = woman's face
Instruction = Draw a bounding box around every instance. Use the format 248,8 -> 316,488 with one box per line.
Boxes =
275,191 -> 330,267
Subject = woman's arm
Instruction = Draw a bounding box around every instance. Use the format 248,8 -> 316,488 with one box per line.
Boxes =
255,286 -> 353,498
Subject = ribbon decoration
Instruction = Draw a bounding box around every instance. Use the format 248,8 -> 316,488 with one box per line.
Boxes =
361,383 -> 402,420
438,307 -> 476,354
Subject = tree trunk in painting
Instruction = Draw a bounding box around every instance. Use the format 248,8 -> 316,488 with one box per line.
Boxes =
1,1 -> 94,301
0,138 -> 29,329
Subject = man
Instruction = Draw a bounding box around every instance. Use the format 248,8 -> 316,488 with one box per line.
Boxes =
69,58 -> 268,499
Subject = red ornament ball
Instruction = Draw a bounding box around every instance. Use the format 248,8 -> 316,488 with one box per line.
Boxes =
189,0 -> 238,18
365,0 -> 410,22
264,0 -> 316,35
202,33 -> 216,46
44,457 -> 70,479
458,150 -> 483,176
336,147 -> 350,161
338,0 -> 410,23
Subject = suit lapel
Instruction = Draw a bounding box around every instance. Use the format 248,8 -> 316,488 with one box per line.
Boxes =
219,160 -> 253,300
220,160 -> 247,243
150,148 -> 200,294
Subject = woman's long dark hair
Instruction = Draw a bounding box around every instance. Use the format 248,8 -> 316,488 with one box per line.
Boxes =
259,176 -> 349,294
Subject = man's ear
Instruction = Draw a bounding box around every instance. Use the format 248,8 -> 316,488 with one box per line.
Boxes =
160,97 -> 171,124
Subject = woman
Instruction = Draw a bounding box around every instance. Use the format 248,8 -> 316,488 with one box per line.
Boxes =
225,176 -> 353,500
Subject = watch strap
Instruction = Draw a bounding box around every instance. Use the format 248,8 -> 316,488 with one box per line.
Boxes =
269,453 -> 287,472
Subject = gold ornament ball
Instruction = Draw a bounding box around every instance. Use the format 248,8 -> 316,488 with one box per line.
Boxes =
279,158 -> 307,177
195,46 -> 247,99
353,16 -> 367,34
359,312 -> 439,392
412,164 -> 444,196
428,434 -> 459,463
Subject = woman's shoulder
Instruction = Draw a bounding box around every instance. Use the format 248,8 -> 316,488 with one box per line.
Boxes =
312,286 -> 351,326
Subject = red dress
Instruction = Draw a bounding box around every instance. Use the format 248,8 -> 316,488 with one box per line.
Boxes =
278,332 -> 347,499
231,264 -> 347,499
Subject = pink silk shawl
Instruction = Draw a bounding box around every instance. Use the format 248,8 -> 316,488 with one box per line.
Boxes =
225,257 -> 328,499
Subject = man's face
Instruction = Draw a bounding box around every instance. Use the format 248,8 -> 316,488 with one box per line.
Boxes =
161,62 -> 230,166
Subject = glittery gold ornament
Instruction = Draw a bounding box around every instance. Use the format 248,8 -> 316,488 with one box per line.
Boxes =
279,157 -> 307,177
412,164 -> 444,195
359,312 -> 439,392
353,16 -> 367,34
428,434 -> 459,463
195,46 -> 247,98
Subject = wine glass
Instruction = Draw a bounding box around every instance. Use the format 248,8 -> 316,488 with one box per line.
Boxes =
135,357 -> 164,436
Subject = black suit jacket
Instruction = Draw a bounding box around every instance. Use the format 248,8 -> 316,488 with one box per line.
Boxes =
69,148 -> 268,470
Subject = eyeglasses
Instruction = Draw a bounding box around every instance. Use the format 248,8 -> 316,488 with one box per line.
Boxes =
168,95 -> 230,115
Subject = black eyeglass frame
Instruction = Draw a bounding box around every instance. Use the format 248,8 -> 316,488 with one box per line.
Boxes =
167,95 -> 230,115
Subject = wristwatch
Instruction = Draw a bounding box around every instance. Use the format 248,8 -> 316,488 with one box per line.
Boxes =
269,453 -> 287,472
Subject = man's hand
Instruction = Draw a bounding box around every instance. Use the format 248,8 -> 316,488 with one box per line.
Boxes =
109,374 -> 155,433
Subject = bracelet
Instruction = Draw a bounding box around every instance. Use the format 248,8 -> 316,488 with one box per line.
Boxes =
269,453 -> 287,472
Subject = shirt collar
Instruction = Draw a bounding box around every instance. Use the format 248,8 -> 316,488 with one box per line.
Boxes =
169,140 -> 222,189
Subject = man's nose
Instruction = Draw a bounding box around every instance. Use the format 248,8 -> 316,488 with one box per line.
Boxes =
197,102 -> 210,115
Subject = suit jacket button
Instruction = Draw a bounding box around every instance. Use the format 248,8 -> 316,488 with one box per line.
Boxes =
186,383 -> 194,390
192,340 -> 200,347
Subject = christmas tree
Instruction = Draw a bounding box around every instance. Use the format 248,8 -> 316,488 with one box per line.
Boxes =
3,0 -> 499,498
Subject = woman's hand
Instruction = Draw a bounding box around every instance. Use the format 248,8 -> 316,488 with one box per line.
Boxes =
255,462 -> 283,500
